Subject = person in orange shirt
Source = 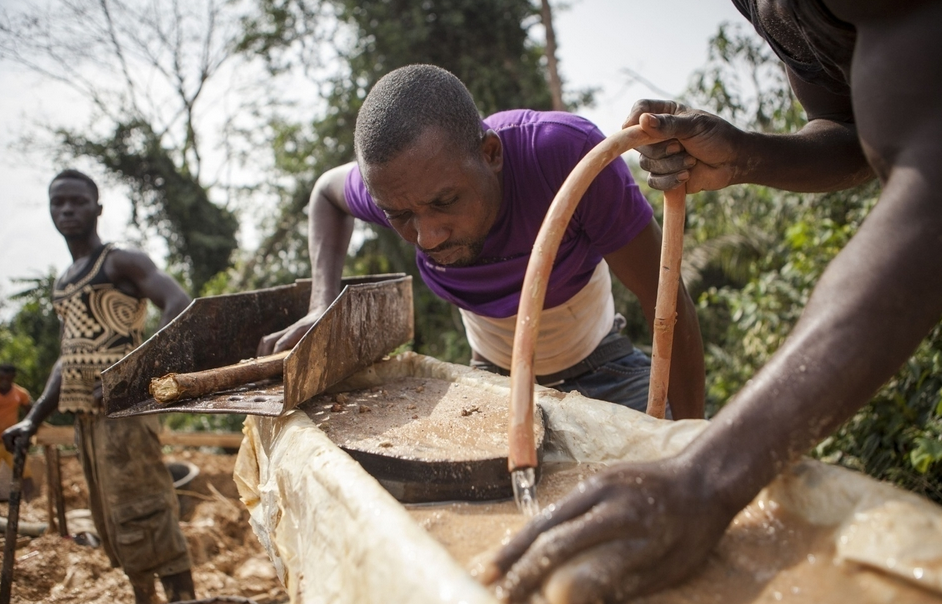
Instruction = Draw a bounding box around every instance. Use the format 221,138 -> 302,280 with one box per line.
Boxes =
0,363 -> 33,496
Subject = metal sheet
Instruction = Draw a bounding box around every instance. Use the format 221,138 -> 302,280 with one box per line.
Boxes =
102,274 -> 413,417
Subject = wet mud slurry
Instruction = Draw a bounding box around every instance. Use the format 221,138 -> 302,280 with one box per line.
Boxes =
406,462 -> 608,570
408,462 -> 942,604
304,376 -> 519,461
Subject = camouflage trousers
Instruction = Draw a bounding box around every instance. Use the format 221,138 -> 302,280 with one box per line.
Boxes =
75,413 -> 192,582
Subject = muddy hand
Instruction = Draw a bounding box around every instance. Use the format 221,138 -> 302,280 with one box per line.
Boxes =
623,99 -> 744,194
481,458 -> 731,603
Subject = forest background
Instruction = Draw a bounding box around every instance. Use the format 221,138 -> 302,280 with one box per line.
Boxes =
1,0 -> 940,503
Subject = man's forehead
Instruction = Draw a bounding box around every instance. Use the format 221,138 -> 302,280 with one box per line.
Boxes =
50,178 -> 95,198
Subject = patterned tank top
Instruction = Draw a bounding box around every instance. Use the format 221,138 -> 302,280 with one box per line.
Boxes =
53,243 -> 147,413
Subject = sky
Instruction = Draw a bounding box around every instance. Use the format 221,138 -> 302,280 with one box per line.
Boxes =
0,0 -> 745,308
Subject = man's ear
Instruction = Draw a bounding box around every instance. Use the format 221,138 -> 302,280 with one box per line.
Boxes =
97,203 -> 103,217
481,130 -> 503,173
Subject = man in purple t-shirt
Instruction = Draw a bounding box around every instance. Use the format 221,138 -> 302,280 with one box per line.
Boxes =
259,64 -> 705,419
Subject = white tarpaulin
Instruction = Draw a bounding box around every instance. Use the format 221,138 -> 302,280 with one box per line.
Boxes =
234,352 -> 942,603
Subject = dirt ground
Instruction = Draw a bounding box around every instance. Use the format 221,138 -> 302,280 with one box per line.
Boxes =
2,446 -> 288,604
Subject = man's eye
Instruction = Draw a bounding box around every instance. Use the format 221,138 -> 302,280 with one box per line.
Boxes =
433,197 -> 458,208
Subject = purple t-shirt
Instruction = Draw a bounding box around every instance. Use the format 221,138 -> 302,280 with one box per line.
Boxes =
344,109 -> 653,318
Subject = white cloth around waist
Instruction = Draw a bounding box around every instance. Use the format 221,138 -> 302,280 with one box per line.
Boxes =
460,260 -> 615,376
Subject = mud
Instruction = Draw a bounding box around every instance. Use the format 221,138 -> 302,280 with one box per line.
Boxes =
306,376 -> 533,462
2,447 -> 287,604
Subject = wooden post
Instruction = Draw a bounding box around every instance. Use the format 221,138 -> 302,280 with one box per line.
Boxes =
645,185 -> 687,419
43,445 -> 68,537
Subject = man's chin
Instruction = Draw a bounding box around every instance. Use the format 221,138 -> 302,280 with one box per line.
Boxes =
440,256 -> 476,268
426,247 -> 469,267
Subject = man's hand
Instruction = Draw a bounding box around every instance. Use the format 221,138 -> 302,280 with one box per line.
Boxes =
482,457 -> 732,603
2,418 -> 37,454
623,100 -> 745,193
257,310 -> 323,357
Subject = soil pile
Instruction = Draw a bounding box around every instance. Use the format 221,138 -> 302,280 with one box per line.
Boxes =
2,447 -> 288,604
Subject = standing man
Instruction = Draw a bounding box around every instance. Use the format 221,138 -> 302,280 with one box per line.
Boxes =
485,1 -> 942,602
2,170 -> 196,603
259,64 -> 705,420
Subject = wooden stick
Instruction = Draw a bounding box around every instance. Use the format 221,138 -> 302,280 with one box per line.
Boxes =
508,125 -> 661,472
645,185 -> 687,419
43,445 -> 68,537
149,350 -> 291,404
0,436 -> 28,604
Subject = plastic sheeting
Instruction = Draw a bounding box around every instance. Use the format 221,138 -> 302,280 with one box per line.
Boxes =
234,352 -> 942,603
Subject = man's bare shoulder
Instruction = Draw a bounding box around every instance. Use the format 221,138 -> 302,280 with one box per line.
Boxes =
102,244 -> 162,284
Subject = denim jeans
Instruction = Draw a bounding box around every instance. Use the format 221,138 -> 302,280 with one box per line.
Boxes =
555,346 -> 652,414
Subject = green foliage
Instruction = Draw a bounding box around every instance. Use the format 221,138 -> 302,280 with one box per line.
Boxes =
815,323 -> 942,501
0,272 -> 61,398
162,412 -> 247,435
697,183 -> 876,409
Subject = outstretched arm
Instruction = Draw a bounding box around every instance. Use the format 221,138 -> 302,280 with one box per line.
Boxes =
257,162 -> 356,356
485,2 -> 942,601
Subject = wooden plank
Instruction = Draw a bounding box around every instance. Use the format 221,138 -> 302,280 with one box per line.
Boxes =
34,426 -> 74,447
34,425 -> 243,449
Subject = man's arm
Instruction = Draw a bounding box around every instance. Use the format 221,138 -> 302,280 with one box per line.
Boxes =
622,68 -> 873,194
604,218 -> 705,419
257,162 -> 357,356
486,3 -> 942,602
704,0 -> 942,527
106,249 -> 191,328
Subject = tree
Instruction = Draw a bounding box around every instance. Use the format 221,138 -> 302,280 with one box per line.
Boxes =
0,0 -> 254,293
540,0 -> 564,111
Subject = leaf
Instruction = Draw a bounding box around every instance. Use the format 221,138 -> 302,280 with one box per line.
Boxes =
910,437 -> 942,474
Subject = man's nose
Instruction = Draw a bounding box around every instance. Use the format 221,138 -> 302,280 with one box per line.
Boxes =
413,216 -> 449,251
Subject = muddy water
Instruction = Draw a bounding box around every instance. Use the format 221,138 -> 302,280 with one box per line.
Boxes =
406,462 -> 608,570
407,463 -> 942,604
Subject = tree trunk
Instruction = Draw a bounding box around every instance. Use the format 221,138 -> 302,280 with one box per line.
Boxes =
541,0 -> 565,111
